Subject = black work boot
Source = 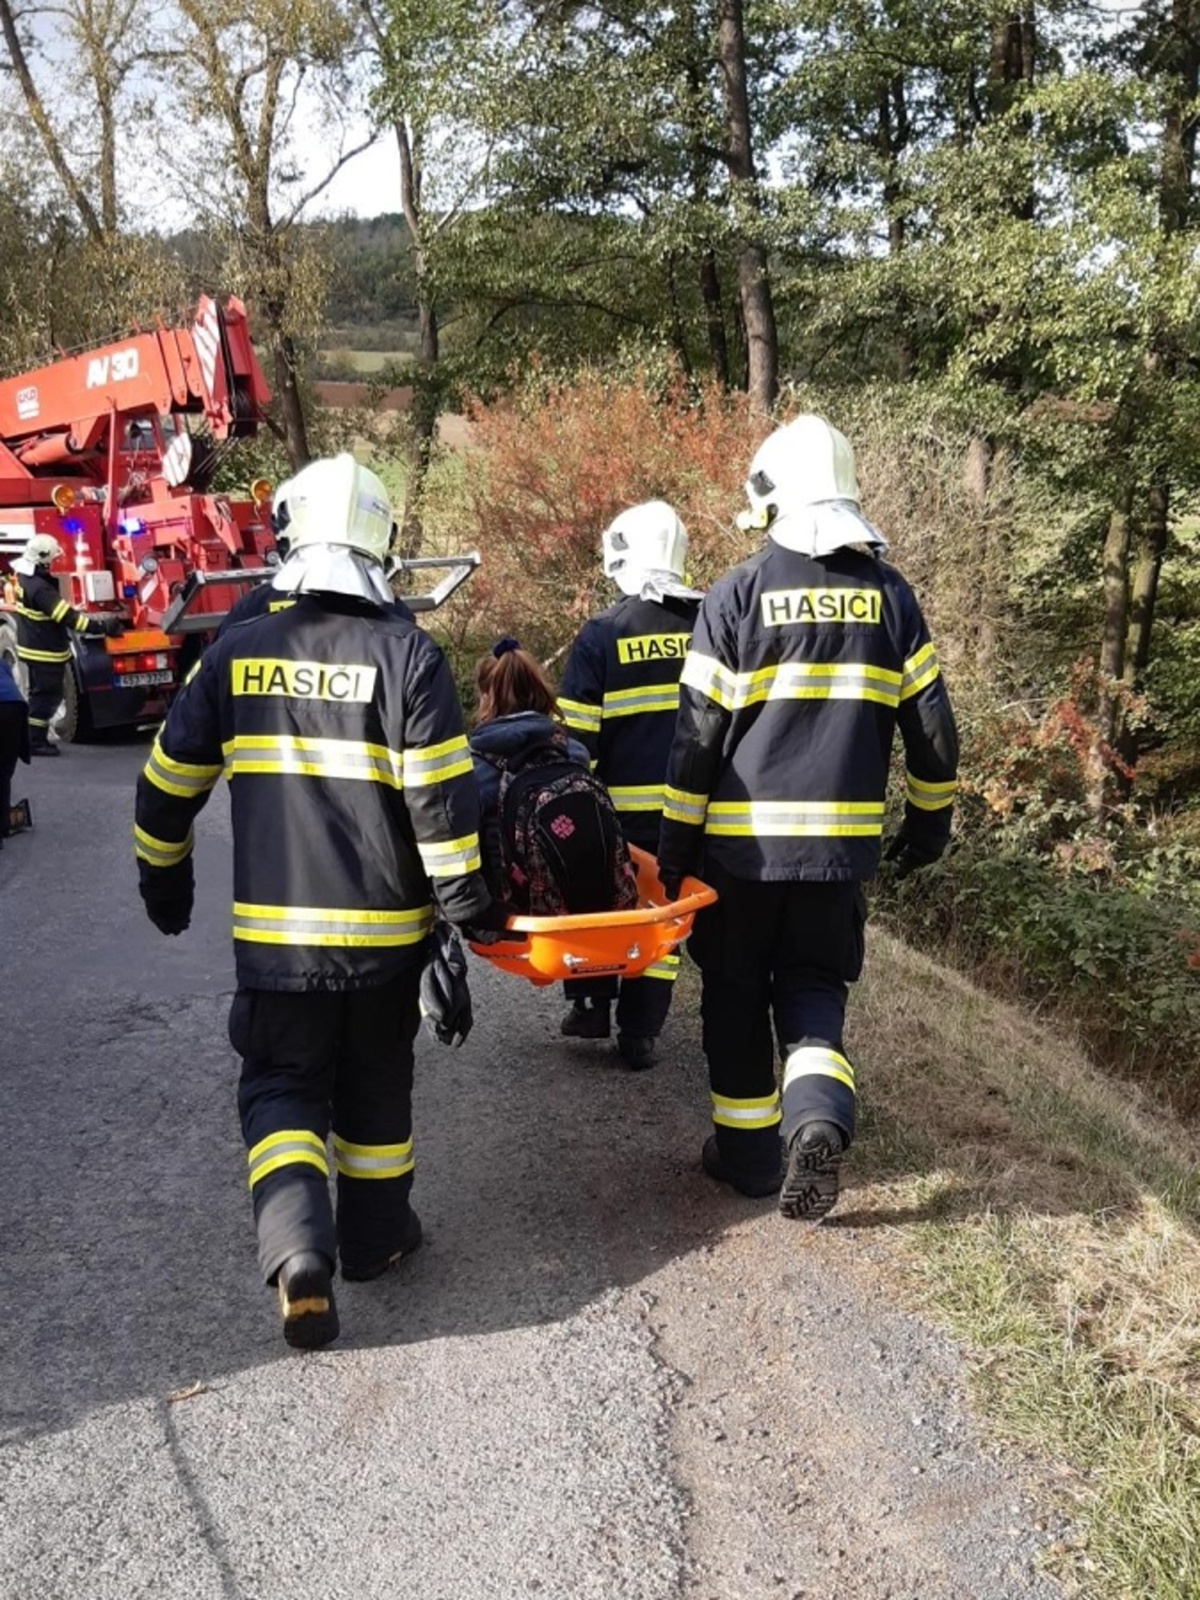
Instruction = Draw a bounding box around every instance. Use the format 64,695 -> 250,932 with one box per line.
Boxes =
561,999 -> 611,1040
30,739 -> 59,758
277,1251 -> 339,1349
779,1121 -> 845,1222
701,1134 -> 783,1198
341,1207 -> 423,1283
616,1034 -> 657,1070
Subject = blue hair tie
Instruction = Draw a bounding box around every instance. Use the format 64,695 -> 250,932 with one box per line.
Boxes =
492,636 -> 521,658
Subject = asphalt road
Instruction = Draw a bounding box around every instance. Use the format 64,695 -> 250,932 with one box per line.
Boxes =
0,741 -> 1065,1600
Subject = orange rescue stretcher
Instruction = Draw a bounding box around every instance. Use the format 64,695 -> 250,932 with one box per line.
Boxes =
467,845 -> 717,986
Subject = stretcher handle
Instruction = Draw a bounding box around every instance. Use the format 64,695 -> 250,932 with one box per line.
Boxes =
499,874 -> 716,935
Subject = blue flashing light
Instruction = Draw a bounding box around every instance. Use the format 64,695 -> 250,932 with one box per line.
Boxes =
120,518 -> 144,537
62,517 -> 83,534
122,584 -> 137,598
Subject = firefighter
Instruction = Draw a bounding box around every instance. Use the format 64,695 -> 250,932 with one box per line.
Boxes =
135,453 -> 506,1349
657,415 -> 959,1220
558,501 -> 703,1068
11,534 -> 123,754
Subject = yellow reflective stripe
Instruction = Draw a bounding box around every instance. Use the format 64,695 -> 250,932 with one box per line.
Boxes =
404,734 -> 473,787
222,734 -> 404,788
143,738 -> 222,799
601,682 -> 681,719
232,902 -> 433,948
681,651 -> 738,710
711,1090 -> 782,1130
13,602 -> 45,621
906,772 -> 957,811
416,832 -> 483,877
607,784 -> 664,812
50,599 -> 70,622
900,642 -> 940,700
643,953 -> 681,982
663,784 -> 707,825
333,1133 -> 414,1180
705,800 -> 885,838
133,823 -> 194,867
783,1046 -> 856,1095
184,660 -> 201,685
247,1128 -> 329,1188
16,646 -> 70,662
73,615 -> 92,632
559,697 -> 602,733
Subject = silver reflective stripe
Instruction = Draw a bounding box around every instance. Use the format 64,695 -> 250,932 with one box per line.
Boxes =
663,786 -> 707,825
783,1046 -> 856,1093
602,688 -> 681,718
404,736 -> 472,787
608,784 -> 665,811
711,1091 -> 782,1130
222,735 -> 403,787
246,1129 -> 329,1188
334,1134 -> 414,1180
417,834 -> 483,877
232,902 -> 433,947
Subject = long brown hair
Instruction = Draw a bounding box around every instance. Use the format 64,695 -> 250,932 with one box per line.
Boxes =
474,642 -> 561,726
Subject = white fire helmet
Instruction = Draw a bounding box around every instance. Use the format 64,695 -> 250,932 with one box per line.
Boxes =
23,533 -> 64,567
269,454 -> 396,604
274,454 -> 392,562
739,414 -> 886,556
602,501 -> 689,597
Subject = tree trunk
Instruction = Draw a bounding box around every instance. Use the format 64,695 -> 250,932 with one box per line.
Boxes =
716,0 -> 777,412
270,324 -> 312,470
0,0 -> 103,240
1092,480 -> 1135,819
700,247 -> 730,385
1125,482 -> 1168,683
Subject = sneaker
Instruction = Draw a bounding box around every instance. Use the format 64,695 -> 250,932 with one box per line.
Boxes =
779,1121 -> 845,1222
277,1251 -> 339,1349
701,1134 -> 783,1198
561,1000 -> 611,1040
616,1034 -> 657,1070
341,1207 -> 423,1283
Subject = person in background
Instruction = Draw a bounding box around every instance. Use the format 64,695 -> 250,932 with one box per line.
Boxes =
657,415 -> 959,1222
0,657 -> 29,849
557,502 -> 704,1068
10,534 -> 123,755
469,639 -> 636,921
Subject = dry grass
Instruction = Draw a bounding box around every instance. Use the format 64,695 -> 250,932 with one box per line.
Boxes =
844,927 -> 1200,1598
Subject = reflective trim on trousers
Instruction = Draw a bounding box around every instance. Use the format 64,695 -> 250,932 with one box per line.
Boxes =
247,1128 -> 329,1188
711,1089 -> 782,1131
333,1133 -> 415,1180
782,1045 -> 856,1095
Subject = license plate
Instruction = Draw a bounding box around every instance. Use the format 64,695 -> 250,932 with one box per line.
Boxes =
118,670 -> 175,688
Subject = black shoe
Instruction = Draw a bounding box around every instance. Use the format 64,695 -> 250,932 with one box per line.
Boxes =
341,1208 -> 423,1283
616,1034 -> 657,1070
561,1000 -> 611,1040
779,1121 -> 845,1222
30,743 -> 60,758
277,1251 -> 339,1348
701,1134 -> 783,1198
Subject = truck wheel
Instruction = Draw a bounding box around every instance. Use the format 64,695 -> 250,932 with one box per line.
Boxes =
56,664 -> 94,743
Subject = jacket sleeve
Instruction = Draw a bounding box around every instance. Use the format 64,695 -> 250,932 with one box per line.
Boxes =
30,572 -> 110,637
134,649 -> 225,892
558,621 -> 605,762
402,640 -> 494,925
892,583 -> 959,848
657,593 -> 733,877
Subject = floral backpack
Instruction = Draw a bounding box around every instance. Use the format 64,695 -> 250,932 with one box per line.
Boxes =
488,739 -> 639,917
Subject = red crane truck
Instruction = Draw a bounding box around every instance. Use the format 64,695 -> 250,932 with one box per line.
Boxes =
0,296 -> 278,740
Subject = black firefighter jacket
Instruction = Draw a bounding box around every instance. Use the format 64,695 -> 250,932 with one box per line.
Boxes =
558,593 -> 700,848
658,542 -> 959,884
15,568 -> 109,663
135,593 -> 492,991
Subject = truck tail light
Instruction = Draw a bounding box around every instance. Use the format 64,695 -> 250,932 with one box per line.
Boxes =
113,651 -> 171,674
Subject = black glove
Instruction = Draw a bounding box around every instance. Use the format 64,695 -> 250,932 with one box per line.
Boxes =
658,868 -> 684,904
140,861 -> 193,935
420,923 -> 473,1047
883,828 -> 946,882
99,616 -> 125,637
460,897 -> 520,946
